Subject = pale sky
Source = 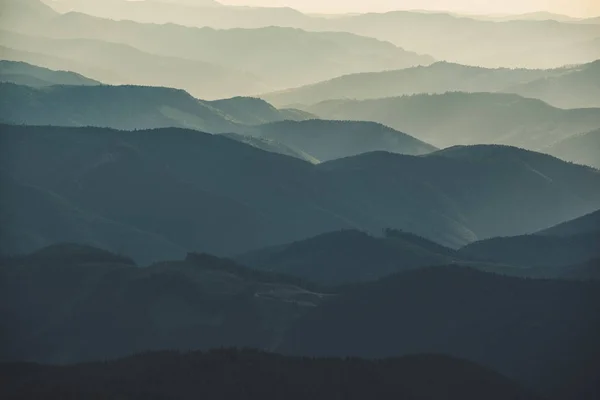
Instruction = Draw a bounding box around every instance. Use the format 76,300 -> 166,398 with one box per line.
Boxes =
219,0 -> 600,18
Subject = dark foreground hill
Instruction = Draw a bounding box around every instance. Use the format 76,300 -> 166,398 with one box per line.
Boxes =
0,244 -> 324,364
280,267 -> 600,398
0,350 -> 537,400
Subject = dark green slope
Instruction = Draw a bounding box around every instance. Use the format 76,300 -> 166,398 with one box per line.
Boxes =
0,350 -> 537,400
307,92 -> 600,150
0,60 -> 100,87
280,266 -> 600,397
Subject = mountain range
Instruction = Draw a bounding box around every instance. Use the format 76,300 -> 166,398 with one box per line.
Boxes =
38,0 -> 600,69
2,243 -> 597,398
2,1 -> 432,95
263,60 -> 600,110
2,124 -> 600,262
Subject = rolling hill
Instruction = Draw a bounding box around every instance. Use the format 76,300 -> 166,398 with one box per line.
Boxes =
262,61 -> 563,107
306,92 -> 600,149
0,59 -> 99,86
543,129 -> 600,169
242,120 -> 436,162
237,229 -> 461,285
263,60 -> 600,110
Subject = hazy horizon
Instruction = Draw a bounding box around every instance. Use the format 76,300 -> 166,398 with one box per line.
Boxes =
217,0 -> 600,18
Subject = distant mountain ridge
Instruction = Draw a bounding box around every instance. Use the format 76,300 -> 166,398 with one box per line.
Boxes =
306,92 -> 600,149
262,60 -> 600,110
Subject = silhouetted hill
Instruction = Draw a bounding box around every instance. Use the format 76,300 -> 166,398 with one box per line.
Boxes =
0,83 -> 306,132
538,209 -> 600,236
243,120 -> 436,162
459,232 -> 600,268
506,60 -> 600,108
0,349 -> 538,400
263,61 -> 563,106
307,92 -> 600,149
17,10 -> 432,91
543,129 -> 600,169
280,266 -> 600,396
0,245 -> 324,364
3,125 -> 600,259
237,229 -> 461,285
0,60 -> 99,87
0,29 -> 267,99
